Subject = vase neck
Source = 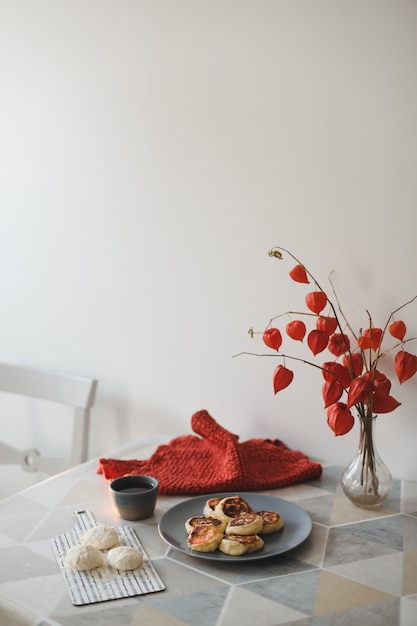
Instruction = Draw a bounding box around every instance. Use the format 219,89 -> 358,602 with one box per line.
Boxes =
358,413 -> 377,450
359,415 -> 377,422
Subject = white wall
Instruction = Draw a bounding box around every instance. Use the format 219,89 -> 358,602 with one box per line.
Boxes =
1,0 -> 416,494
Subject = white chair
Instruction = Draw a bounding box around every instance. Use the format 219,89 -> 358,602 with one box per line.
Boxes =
0,363 -> 98,475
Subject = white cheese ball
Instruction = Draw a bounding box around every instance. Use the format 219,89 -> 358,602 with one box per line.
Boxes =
66,544 -> 105,571
83,525 -> 119,550
107,546 -> 143,571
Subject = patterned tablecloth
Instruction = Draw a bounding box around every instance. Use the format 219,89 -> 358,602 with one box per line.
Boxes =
0,437 -> 416,626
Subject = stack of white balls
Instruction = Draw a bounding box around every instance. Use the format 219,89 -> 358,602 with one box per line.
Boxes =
65,524 -> 143,571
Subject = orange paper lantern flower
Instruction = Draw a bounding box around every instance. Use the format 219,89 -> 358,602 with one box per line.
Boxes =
289,264 -> 309,283
358,328 -> 383,351
395,351 -> 417,384
273,365 -> 294,394
322,361 -> 351,389
286,320 -> 306,342
322,380 -> 344,408
328,333 -> 350,357
347,376 -> 372,408
389,320 -> 406,342
343,353 -> 363,380
362,370 -> 401,414
372,391 -> 401,413
263,328 -> 282,351
307,330 -> 329,356
327,403 -> 355,436
316,316 -> 338,335
305,291 -> 328,314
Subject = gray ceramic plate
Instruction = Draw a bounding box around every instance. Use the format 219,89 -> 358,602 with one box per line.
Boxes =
158,491 -> 312,561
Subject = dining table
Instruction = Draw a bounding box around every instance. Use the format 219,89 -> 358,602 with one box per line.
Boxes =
0,435 -> 416,626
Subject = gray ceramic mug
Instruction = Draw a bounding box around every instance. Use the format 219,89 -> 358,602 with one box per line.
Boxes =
109,475 -> 158,521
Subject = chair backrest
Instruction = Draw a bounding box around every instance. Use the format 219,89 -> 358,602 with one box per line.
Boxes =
0,363 -> 98,475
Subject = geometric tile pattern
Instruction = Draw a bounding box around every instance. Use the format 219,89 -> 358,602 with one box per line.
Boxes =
0,451 -> 416,626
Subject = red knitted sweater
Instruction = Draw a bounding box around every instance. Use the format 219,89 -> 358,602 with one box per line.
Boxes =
97,410 -> 322,495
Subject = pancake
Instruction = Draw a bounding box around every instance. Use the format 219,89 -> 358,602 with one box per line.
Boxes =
187,524 -> 224,553
225,512 -> 263,536
219,534 -> 264,556
213,495 -> 253,522
257,510 -> 284,534
185,515 -> 226,534
203,497 -> 222,517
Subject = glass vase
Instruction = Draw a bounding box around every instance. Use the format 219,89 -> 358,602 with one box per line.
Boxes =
341,416 -> 392,509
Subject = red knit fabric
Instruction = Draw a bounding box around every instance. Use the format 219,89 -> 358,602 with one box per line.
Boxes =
97,410 -> 322,495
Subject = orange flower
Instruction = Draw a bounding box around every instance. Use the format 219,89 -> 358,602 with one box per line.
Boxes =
307,330 -> 328,356
372,392 -> 401,413
286,320 -> 306,342
328,333 -> 350,357
322,380 -> 344,408
358,328 -> 383,351
305,291 -> 328,314
322,362 -> 351,388
395,351 -> 417,384
273,365 -> 294,394
342,353 -> 363,380
263,328 -> 282,351
327,403 -> 355,436
316,316 -> 338,335
362,370 -> 401,414
289,264 -> 309,283
347,376 -> 372,407
389,320 -> 406,341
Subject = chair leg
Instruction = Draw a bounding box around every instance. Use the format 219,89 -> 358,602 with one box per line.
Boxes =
71,408 -> 90,466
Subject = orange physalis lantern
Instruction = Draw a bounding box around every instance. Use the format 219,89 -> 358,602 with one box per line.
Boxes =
389,320 -> 406,341
361,370 -> 401,413
327,403 -> 355,436
316,316 -> 338,335
322,380 -> 343,408
372,391 -> 401,413
343,353 -> 363,380
395,351 -> 417,384
328,333 -> 350,357
347,376 -> 372,408
357,328 -> 383,351
273,365 -> 294,394
363,369 -> 390,390
263,328 -> 282,351
322,361 -> 351,388
305,291 -> 328,314
307,330 -> 329,356
289,264 -> 309,283
286,320 -> 306,342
